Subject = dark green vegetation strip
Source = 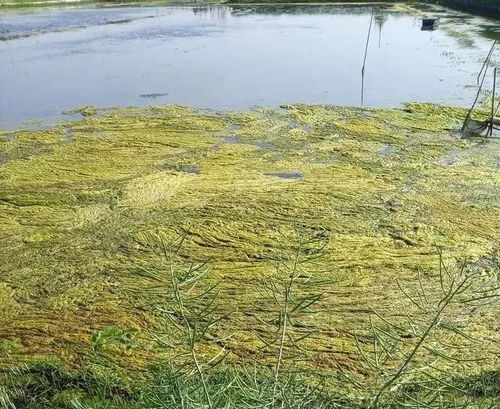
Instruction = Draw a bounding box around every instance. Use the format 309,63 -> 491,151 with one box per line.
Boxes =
437,0 -> 500,19
222,0 -> 500,19
1,0 -> 499,19
0,104 -> 499,407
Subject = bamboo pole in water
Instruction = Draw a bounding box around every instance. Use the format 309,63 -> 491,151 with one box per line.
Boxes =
361,8 -> 374,105
477,40 -> 496,86
490,68 -> 497,137
462,45 -> 495,132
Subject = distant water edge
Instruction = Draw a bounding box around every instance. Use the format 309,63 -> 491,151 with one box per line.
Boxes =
223,0 -> 500,20
1,0 -> 500,19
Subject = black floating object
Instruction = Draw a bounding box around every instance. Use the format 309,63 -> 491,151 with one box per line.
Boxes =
421,18 -> 440,31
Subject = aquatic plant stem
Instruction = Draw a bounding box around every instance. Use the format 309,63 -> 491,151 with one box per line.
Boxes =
369,271 -> 473,408
273,245 -> 301,405
165,241 -> 214,409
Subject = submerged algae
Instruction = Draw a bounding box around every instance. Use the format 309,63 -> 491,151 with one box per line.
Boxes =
0,104 -> 499,383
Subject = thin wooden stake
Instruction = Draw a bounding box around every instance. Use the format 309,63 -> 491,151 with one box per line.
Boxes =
361,8 -> 374,106
490,68 -> 497,137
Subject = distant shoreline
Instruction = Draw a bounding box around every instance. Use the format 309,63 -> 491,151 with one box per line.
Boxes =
224,0 -> 499,19
437,0 -> 500,19
1,0 -> 498,21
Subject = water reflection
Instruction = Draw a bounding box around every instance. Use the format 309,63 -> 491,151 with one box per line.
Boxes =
228,4 -> 392,16
0,4 -> 498,129
374,9 -> 389,48
192,6 -> 229,20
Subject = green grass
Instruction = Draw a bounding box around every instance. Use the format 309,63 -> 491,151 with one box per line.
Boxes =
1,360 -> 499,408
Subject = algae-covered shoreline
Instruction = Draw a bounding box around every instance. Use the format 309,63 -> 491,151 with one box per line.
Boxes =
0,103 -> 499,407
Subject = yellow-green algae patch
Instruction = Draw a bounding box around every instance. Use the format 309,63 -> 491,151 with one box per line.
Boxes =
0,104 -> 499,383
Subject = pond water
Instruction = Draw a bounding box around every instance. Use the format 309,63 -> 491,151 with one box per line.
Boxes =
0,3 -> 499,129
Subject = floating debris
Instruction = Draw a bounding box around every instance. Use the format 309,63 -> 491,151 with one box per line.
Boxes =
421,18 -> 440,31
104,19 -> 133,25
140,93 -> 169,99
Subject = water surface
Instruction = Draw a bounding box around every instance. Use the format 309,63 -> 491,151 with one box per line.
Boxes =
0,4 -> 499,129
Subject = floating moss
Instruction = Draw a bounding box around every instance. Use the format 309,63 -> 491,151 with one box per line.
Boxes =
0,103 -> 498,388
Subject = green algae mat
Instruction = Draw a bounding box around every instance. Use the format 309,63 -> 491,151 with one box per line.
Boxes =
0,103 -> 499,406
